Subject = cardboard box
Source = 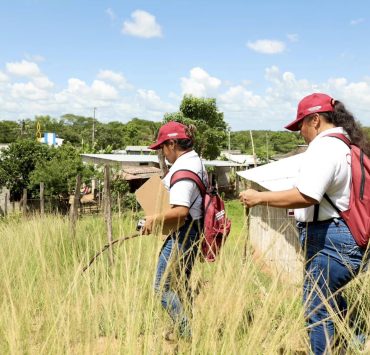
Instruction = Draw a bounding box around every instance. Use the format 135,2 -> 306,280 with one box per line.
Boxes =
135,175 -> 184,235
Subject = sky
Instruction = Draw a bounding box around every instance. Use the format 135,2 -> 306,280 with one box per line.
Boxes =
1,0 -> 370,131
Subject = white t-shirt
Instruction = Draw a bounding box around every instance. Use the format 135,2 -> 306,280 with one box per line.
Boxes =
162,150 -> 207,220
294,127 -> 351,222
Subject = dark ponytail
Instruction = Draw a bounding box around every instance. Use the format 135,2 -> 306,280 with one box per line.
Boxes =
320,101 -> 370,156
175,124 -> 197,150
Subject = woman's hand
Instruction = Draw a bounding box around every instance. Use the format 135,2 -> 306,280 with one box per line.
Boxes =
142,215 -> 158,235
239,189 -> 261,208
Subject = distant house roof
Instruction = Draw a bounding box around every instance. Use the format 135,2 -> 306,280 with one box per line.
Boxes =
221,152 -> 258,165
81,153 -> 242,168
119,166 -> 162,180
203,160 -> 244,168
81,154 -> 159,163
125,146 -> 153,153
237,153 -> 304,191
221,149 -> 242,155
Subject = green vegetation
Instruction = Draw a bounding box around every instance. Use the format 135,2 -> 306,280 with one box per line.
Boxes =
164,95 -> 228,160
0,140 -> 94,200
0,202 -> 368,353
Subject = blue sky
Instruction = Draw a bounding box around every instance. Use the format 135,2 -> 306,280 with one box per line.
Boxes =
1,0 -> 370,130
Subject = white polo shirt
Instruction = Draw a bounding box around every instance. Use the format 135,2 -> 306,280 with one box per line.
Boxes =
162,150 -> 207,220
294,127 -> 351,222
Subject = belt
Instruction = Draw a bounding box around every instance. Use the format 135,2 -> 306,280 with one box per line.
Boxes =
306,217 -> 342,225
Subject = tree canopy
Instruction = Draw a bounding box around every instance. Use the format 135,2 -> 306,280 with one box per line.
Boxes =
0,139 -> 51,200
164,95 -> 228,160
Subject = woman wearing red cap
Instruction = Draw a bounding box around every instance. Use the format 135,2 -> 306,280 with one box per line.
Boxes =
240,93 -> 370,354
143,121 -> 207,341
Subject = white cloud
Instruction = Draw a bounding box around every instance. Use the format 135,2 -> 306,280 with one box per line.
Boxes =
0,70 -> 8,82
11,82 -> 50,101
287,33 -> 299,42
247,39 -> 286,54
137,89 -> 175,112
33,76 -> 54,89
350,18 -> 364,25
24,53 -> 45,62
6,60 -> 41,77
56,78 -> 118,105
105,8 -> 116,21
3,58 -> 370,131
181,67 -> 221,97
91,80 -> 118,100
219,86 -> 266,111
97,70 -> 132,89
122,10 -> 162,38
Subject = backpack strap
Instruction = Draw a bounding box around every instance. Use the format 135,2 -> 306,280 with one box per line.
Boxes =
324,133 -> 351,147
170,169 -> 207,197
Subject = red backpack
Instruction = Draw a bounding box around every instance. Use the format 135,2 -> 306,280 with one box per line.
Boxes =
170,170 -> 232,261
323,133 -> 370,248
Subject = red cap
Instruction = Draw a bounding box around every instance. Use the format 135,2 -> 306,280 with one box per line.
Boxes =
148,121 -> 191,150
285,93 -> 335,131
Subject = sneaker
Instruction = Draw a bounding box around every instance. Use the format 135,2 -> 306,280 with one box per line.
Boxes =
163,329 -> 178,344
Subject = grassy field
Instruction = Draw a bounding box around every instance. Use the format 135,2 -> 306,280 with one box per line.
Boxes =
0,200 -> 369,354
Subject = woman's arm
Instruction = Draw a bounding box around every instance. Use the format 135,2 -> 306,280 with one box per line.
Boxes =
239,187 -> 318,209
142,205 -> 189,235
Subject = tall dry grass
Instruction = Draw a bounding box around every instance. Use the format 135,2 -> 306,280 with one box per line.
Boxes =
0,201 -> 369,354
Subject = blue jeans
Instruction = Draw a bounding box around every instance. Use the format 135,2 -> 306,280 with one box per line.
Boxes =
297,218 -> 369,354
154,218 -> 202,336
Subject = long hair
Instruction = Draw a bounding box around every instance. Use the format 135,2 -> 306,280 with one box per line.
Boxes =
173,124 -> 197,151
320,101 -> 370,156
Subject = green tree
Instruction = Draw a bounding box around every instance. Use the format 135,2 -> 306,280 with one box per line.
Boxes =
0,139 -> 51,200
0,121 -> 20,143
164,95 -> 228,160
29,144 -> 95,198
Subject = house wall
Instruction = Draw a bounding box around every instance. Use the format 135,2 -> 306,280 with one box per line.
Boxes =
247,182 -> 303,284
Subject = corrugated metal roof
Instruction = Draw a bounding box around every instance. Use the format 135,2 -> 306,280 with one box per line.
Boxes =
81,154 -> 159,163
122,166 -> 161,175
203,160 -> 244,167
221,152 -> 258,165
125,146 -> 152,152
81,153 -> 242,168
237,153 -> 304,191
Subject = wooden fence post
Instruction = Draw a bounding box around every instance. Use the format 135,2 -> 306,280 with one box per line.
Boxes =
22,189 -> 27,216
235,167 -> 240,196
69,175 -> 81,237
40,182 -> 45,216
104,165 -> 114,265
117,192 -> 121,218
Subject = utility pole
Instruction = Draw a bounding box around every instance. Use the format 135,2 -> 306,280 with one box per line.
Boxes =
249,130 -> 257,167
92,107 -> 97,148
228,129 -> 231,151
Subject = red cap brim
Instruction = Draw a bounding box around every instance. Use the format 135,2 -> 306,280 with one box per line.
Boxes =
284,118 -> 303,131
148,142 -> 161,150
